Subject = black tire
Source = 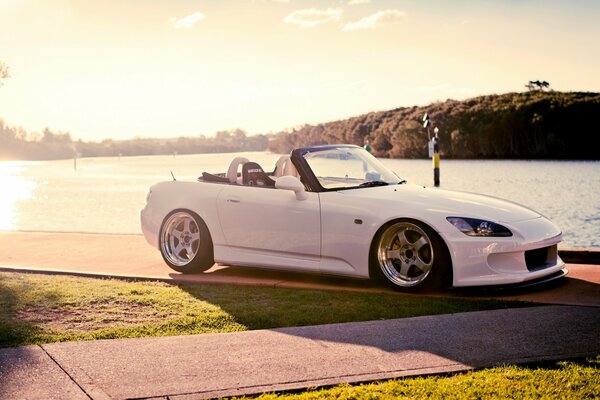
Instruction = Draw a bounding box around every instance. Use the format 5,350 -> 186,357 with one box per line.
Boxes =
369,219 -> 452,292
159,210 -> 214,273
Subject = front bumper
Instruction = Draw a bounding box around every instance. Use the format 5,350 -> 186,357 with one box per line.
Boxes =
442,217 -> 566,287
140,206 -> 160,249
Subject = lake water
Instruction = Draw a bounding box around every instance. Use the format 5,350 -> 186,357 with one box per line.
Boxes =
1,152 -> 598,249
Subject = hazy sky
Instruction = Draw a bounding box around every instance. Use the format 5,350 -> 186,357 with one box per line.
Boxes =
1,0 -> 599,141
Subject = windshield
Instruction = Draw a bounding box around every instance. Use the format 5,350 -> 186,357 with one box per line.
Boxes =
303,147 -> 403,190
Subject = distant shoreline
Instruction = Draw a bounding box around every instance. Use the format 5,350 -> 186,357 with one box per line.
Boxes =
3,151 -> 600,163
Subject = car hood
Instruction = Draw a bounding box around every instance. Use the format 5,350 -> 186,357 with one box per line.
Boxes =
339,183 -> 541,223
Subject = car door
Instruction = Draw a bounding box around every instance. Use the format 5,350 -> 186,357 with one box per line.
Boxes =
216,185 -> 321,271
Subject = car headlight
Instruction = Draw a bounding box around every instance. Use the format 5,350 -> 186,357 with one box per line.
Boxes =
446,217 -> 512,237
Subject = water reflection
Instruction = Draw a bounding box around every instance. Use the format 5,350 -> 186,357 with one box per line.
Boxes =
0,162 -> 39,230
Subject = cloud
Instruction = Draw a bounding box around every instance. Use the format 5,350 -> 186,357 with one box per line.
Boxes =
348,0 -> 371,4
170,12 -> 205,29
342,9 -> 406,31
284,8 -> 343,28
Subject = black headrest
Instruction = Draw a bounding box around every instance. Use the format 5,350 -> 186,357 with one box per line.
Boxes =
242,162 -> 275,186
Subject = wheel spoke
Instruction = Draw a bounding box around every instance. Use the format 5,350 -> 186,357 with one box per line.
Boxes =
414,258 -> 432,273
171,230 -> 183,241
183,219 -> 191,233
386,249 -> 401,260
396,230 -> 410,248
169,234 -> 178,249
189,230 -> 200,241
174,242 -> 186,257
414,236 -> 429,251
398,261 -> 411,277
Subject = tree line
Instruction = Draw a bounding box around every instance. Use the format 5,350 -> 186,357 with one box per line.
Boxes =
268,91 -> 600,160
0,123 -> 270,161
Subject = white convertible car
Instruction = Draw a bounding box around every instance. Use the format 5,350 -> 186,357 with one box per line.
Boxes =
141,144 -> 567,291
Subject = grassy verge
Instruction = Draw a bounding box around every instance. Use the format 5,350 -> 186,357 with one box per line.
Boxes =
0,271 -> 529,348
250,357 -> 600,399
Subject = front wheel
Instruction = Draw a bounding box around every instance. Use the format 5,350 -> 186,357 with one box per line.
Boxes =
159,210 -> 214,273
372,220 -> 451,291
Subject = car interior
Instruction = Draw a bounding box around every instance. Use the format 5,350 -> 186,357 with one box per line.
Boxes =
199,155 -> 300,187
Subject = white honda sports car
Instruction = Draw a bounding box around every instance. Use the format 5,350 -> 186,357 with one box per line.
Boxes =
141,144 -> 567,291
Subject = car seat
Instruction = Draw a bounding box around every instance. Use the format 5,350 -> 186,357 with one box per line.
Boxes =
242,162 -> 275,187
272,155 -> 300,178
227,157 -> 249,183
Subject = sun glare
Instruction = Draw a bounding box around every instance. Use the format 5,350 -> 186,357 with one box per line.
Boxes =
0,162 -> 38,230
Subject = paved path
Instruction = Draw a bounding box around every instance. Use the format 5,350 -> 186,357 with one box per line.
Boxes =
1,232 -> 599,399
1,231 -> 599,306
1,305 -> 598,400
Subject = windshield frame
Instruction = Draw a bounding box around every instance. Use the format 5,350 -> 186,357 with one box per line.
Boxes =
290,144 -> 404,192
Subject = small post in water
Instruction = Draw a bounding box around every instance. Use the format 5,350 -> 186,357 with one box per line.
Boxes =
423,114 -> 441,186
432,127 -> 440,187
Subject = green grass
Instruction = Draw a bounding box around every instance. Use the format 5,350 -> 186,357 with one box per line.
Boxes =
2,272 -> 596,399
249,357 -> 600,399
0,271 -> 529,348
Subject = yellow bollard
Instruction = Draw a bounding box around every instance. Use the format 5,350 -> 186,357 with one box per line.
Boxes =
432,130 -> 440,187
433,152 -> 440,186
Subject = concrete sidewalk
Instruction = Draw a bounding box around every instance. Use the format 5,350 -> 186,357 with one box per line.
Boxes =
1,305 -> 598,400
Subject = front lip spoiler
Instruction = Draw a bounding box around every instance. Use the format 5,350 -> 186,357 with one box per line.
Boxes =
498,268 -> 569,289
457,268 -> 568,294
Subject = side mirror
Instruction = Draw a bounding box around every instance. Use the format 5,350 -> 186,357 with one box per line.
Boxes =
275,175 -> 307,200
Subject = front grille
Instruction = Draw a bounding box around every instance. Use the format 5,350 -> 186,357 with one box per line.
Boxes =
525,245 -> 557,271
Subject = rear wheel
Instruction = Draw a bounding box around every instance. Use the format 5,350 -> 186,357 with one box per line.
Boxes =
159,210 -> 214,273
372,220 -> 451,291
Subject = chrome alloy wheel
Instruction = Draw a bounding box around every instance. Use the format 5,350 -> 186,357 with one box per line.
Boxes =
377,222 -> 434,287
160,212 -> 201,267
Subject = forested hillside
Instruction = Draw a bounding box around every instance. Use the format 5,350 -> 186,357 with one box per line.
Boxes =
268,91 -> 600,159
